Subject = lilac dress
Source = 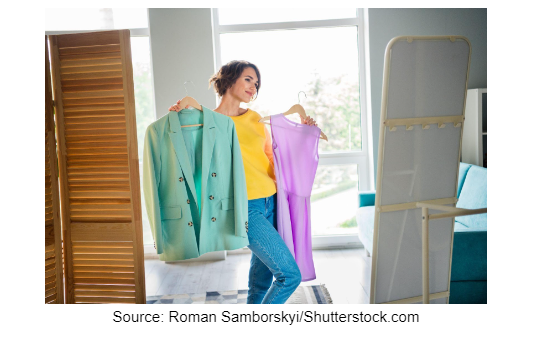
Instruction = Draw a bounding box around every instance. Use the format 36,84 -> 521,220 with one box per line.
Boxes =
270,114 -> 320,282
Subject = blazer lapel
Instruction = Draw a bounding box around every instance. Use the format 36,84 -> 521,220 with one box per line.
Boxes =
167,110 -> 198,207
200,105 -> 216,212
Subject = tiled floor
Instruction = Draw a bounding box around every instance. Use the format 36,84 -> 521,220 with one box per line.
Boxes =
145,247 -> 372,304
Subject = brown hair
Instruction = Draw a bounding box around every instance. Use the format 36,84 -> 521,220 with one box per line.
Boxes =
208,60 -> 261,101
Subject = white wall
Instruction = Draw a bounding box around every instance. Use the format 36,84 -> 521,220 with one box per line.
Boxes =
367,8 -> 487,184
148,8 -> 216,120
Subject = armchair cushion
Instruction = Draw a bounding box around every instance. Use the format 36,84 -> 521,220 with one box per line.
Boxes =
456,165 -> 487,230
457,162 -> 472,197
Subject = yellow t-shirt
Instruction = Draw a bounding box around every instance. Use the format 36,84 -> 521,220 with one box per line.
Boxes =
229,109 -> 277,200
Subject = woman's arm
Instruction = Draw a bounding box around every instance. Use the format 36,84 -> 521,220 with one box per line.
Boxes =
264,126 -> 274,166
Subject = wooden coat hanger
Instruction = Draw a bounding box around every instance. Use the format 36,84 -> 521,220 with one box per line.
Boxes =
180,81 -> 203,128
258,92 -> 328,141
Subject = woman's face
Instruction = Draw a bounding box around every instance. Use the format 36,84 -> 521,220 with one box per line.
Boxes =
229,67 -> 259,103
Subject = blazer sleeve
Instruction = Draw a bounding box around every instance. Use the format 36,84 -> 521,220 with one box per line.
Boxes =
230,119 -> 249,238
143,124 -> 164,254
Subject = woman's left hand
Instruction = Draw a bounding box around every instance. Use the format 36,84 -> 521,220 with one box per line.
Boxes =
301,116 -> 318,127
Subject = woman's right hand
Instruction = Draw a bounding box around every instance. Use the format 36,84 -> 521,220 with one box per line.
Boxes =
168,99 -> 189,112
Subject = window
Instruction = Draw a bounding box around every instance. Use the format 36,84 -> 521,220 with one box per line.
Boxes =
130,38 -> 157,245
311,164 -> 359,236
219,26 -> 362,153
45,8 -> 148,31
218,8 -> 356,25
214,9 -> 371,239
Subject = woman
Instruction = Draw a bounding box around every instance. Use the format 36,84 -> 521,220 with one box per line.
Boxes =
168,60 -> 318,304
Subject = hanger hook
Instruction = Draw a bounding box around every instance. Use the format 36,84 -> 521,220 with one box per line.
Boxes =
184,81 -> 194,95
298,91 -> 307,104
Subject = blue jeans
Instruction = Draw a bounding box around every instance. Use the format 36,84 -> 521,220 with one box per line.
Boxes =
246,193 -> 302,304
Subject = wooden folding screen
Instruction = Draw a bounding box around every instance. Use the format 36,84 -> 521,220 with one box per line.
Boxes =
46,36 -> 64,304
48,30 -> 145,304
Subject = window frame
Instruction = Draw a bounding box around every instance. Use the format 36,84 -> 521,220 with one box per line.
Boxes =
212,9 -> 372,246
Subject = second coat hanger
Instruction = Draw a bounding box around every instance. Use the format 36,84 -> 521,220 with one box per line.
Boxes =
258,92 -> 328,141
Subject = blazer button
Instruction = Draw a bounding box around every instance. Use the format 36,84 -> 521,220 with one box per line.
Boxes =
212,173 -> 217,177
187,199 -> 190,204
179,177 -> 184,182
211,217 -> 216,222
209,195 -> 214,200
245,221 -> 248,225
188,222 -> 193,227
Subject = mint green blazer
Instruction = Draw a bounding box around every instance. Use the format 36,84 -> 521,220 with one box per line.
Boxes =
143,105 -> 249,261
